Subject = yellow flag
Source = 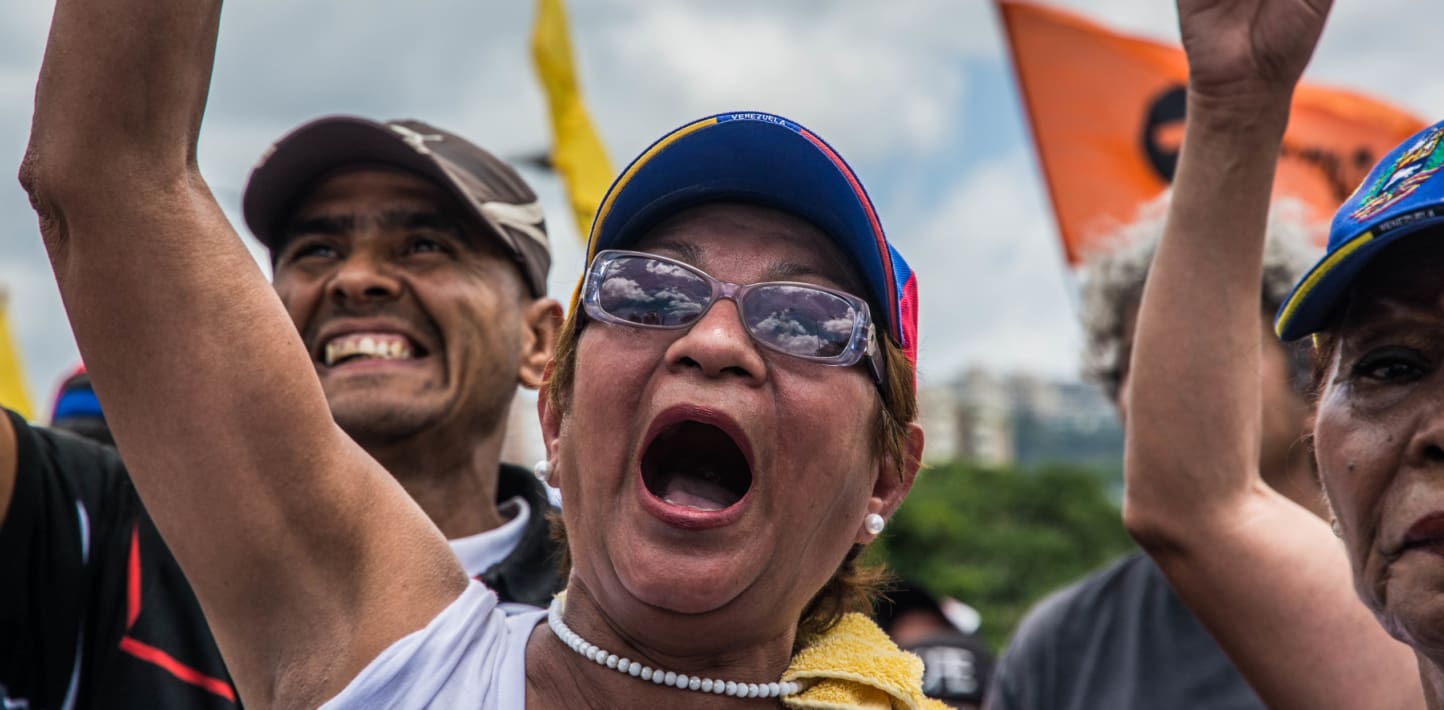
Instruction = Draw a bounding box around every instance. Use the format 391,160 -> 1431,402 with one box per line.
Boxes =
0,288 -> 34,420
531,0 -> 615,241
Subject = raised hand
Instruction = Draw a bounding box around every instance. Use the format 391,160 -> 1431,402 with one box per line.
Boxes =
1117,2 -> 1425,708
18,0 -> 466,704
1177,0 -> 1333,102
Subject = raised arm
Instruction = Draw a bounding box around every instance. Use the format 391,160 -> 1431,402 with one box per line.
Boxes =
1122,1 -> 1423,708
18,0 -> 465,705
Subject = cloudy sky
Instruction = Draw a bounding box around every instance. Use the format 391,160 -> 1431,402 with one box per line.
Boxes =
0,0 -> 1439,412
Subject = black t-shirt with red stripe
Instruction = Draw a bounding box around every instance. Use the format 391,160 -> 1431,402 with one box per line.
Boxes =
0,409 -> 238,709
0,409 -> 565,709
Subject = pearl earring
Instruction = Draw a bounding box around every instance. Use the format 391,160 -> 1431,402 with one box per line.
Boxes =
864,513 -> 886,536
533,460 -> 552,483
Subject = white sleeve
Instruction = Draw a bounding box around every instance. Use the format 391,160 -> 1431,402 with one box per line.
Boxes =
319,581 -> 541,709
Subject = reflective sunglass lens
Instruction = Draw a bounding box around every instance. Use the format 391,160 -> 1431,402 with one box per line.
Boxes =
595,255 -> 711,326
742,285 -> 857,359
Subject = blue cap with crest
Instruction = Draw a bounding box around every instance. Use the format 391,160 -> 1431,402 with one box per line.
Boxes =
1276,120 -> 1444,340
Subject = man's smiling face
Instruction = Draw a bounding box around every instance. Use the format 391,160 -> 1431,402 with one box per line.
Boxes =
271,167 -> 529,445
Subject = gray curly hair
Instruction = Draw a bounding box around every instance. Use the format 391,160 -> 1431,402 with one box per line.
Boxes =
1078,193 -> 1322,401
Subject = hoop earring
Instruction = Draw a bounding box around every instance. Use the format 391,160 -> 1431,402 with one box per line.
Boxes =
864,513 -> 886,536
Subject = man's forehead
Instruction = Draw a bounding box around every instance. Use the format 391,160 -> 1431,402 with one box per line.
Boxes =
268,165 -> 494,265
275,167 -> 494,254
282,166 -> 480,239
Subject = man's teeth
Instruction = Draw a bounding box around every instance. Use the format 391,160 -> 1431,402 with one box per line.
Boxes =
323,334 -> 415,365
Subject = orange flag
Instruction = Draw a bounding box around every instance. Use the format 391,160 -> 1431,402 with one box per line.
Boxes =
998,0 -> 1427,264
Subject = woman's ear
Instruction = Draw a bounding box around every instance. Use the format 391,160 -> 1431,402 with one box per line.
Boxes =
537,361 -> 563,489
856,422 -> 924,544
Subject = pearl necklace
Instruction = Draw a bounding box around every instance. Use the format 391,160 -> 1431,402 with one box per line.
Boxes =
546,597 -> 804,699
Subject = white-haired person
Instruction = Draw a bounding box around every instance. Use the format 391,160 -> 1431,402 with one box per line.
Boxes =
17,0 -> 944,707
1122,0 -> 1433,707
989,196 -> 1324,709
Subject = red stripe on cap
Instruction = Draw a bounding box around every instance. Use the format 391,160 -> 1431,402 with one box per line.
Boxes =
900,273 -> 919,376
795,128 -> 898,339
126,524 -> 141,628
119,636 -> 237,702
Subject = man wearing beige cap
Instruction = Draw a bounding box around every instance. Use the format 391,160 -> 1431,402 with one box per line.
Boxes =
0,117 -> 564,709
244,116 -> 563,601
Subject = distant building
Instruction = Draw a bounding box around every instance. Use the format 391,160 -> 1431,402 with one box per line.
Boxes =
920,368 -> 1122,472
921,369 -> 1014,467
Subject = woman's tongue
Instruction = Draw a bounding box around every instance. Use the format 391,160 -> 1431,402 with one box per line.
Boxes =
658,465 -> 736,511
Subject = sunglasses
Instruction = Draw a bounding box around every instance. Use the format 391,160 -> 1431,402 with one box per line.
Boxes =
581,250 -> 884,384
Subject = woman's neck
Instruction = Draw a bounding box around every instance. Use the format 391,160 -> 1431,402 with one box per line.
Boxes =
525,582 -> 797,708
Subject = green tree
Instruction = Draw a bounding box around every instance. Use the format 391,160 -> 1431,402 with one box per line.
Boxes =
876,460 -> 1134,651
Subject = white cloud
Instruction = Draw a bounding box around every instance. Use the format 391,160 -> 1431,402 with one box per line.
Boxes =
0,254 -> 76,410
1,0 -> 1442,413
906,152 -> 1083,386
588,1 -> 971,162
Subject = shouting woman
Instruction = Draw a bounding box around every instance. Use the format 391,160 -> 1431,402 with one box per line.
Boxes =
17,0 -> 940,707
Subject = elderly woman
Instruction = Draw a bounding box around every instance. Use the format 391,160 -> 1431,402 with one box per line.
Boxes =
1122,0 -> 1439,708
18,0 -> 940,708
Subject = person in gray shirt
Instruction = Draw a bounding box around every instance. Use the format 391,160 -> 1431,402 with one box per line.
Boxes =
986,199 -> 1323,710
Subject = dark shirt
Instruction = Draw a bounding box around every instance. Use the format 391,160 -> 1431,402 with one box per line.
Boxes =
478,463 -> 564,607
987,551 -> 1266,710
0,409 -> 563,709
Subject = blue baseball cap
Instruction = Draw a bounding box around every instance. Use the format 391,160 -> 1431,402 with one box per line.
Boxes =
51,367 -> 102,422
1276,120 -> 1444,340
579,111 -> 919,376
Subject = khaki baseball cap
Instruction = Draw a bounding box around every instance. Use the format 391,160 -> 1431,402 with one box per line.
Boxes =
243,116 -> 551,296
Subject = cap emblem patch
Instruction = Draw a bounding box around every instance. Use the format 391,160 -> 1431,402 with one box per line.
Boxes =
388,124 -> 445,155
1351,125 -> 1444,221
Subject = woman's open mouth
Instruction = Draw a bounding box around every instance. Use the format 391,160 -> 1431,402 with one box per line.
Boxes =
639,413 -> 754,526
